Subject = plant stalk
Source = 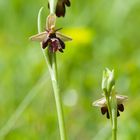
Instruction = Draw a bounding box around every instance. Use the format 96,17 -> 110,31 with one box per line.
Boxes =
51,53 -> 67,140
105,91 -> 117,140
106,96 -> 112,123
111,91 -> 117,140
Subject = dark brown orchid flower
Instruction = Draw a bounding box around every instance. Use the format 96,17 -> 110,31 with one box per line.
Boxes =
55,0 -> 71,17
92,95 -> 128,119
30,14 -> 72,52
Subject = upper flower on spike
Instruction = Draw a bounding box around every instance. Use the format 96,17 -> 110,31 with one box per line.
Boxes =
55,0 -> 71,17
92,95 -> 128,119
30,14 -> 72,53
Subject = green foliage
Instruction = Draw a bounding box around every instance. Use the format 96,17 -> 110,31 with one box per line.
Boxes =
0,0 -> 140,139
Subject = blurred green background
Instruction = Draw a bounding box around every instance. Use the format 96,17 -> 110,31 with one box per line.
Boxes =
0,0 -> 140,139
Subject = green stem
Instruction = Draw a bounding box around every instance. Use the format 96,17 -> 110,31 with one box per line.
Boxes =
43,46 -> 67,140
112,125 -> 117,140
105,91 -> 117,140
51,53 -> 67,140
111,92 -> 117,140
105,95 -> 112,123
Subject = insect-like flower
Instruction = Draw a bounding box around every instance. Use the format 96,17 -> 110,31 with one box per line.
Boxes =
30,14 -> 72,52
92,95 -> 128,119
55,0 -> 71,17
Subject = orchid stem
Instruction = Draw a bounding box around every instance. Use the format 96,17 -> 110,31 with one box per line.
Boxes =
106,91 -> 117,140
111,91 -> 117,140
51,53 -> 67,140
105,93 -> 117,140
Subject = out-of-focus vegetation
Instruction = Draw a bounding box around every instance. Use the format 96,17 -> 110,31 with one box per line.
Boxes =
0,0 -> 140,139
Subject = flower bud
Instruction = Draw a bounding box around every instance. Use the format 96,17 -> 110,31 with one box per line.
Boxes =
101,70 -> 108,94
101,68 -> 115,95
106,69 -> 115,93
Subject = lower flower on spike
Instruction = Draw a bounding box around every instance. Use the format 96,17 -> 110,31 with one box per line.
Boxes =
29,14 -> 72,53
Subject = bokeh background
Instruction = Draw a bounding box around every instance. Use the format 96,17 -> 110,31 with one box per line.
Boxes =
0,0 -> 140,139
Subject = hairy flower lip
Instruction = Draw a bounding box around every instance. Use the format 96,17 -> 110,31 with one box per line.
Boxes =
41,30 -> 66,52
